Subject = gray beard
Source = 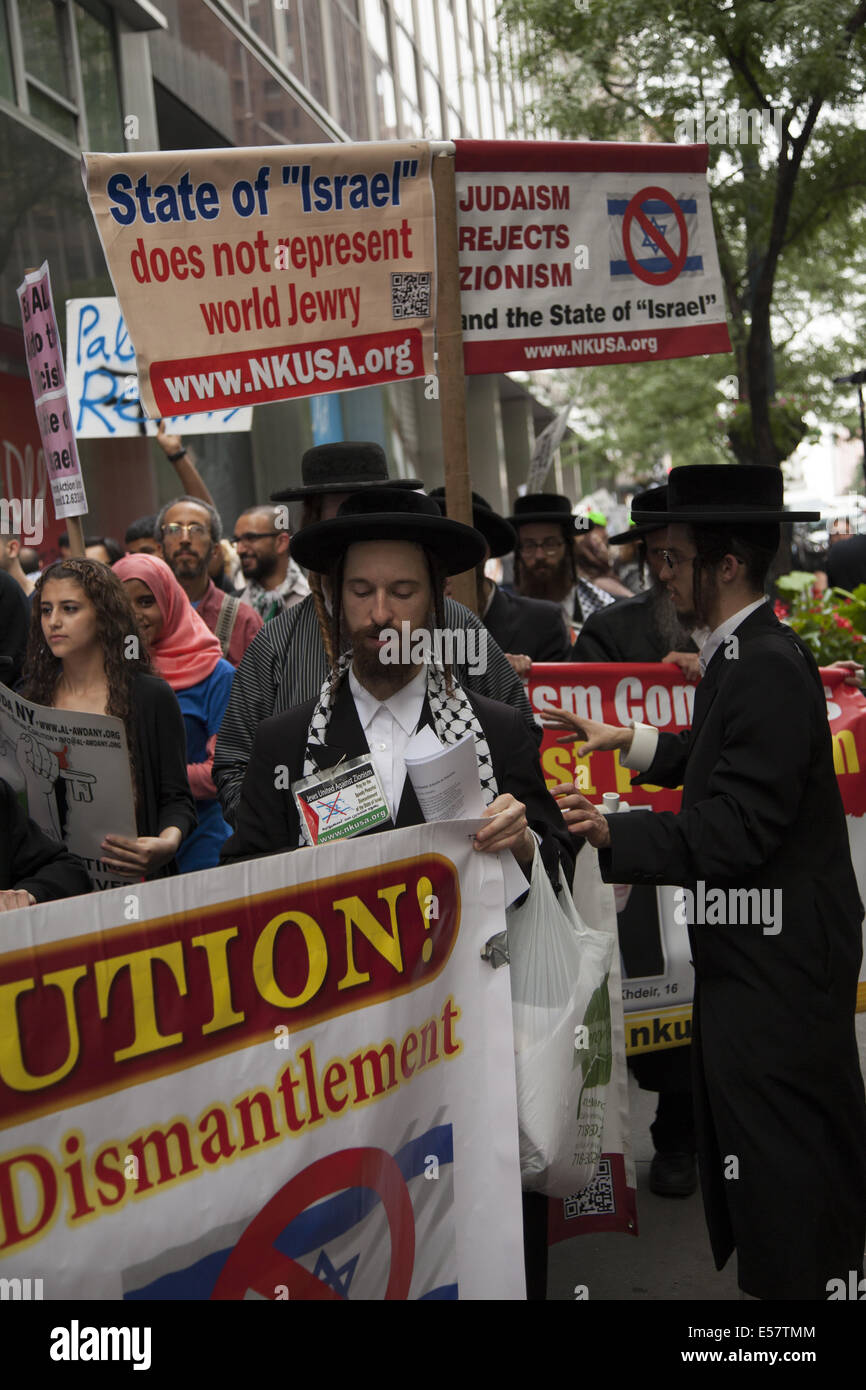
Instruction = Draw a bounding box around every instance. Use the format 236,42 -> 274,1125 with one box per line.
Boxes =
649,579 -> 695,651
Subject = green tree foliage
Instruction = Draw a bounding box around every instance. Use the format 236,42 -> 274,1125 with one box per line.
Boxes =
499,0 -> 866,471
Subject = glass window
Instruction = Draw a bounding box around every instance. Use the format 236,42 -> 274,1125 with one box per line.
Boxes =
373,58 -> 397,139
423,66 -> 442,138
27,83 -> 76,142
438,1 -> 460,107
331,0 -> 368,139
416,2 -> 437,70
298,0 -> 327,105
362,0 -> 389,64
19,0 -> 72,98
0,0 -> 15,102
74,1 -> 122,151
396,23 -> 418,108
392,0 -> 413,28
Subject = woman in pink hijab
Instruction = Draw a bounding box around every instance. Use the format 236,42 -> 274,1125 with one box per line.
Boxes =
114,553 -> 234,871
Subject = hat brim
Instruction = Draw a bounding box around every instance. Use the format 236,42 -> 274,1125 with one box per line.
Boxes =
608,521 -> 667,546
507,511 -> 578,534
270,477 -> 424,502
290,513 -> 488,575
631,508 -> 820,525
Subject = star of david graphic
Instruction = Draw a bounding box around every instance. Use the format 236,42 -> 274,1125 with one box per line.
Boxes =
640,215 -> 668,248
320,792 -> 350,825
313,1248 -> 360,1298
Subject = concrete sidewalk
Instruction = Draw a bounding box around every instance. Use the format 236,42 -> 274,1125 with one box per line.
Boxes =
548,1013 -> 866,1300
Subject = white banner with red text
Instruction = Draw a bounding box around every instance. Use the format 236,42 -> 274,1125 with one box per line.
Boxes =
0,821 -> 526,1300
455,141 -> 731,374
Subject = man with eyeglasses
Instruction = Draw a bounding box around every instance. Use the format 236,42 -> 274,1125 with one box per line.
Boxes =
508,493 -> 617,641
156,495 -> 263,667
233,504 -> 309,622
544,464 -> 866,1301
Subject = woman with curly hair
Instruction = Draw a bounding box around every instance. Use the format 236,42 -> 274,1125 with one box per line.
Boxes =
21,558 -> 196,880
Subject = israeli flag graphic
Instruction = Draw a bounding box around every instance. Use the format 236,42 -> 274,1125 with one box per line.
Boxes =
123,1120 -> 456,1300
608,193 -> 703,279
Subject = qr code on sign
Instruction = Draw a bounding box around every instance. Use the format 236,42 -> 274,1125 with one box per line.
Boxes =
563,1159 -> 615,1220
391,271 -> 431,319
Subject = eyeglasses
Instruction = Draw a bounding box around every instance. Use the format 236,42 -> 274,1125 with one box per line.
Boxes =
518,538 -> 566,556
163,522 -> 210,539
232,531 -> 281,545
661,550 -> 696,570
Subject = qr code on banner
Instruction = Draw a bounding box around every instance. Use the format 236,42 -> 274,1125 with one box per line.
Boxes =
391,271 -> 431,319
563,1158 -> 615,1220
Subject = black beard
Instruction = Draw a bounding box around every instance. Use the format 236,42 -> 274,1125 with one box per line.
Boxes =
516,552 -> 573,602
168,550 -> 208,581
649,576 -> 699,648
244,551 -> 279,585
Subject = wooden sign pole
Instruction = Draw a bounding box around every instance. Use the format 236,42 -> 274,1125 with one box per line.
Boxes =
431,151 -> 478,615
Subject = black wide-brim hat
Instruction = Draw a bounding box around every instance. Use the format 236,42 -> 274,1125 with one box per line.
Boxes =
608,486 -> 669,545
428,487 -> 516,558
270,441 -> 423,502
290,489 -> 488,576
630,465 -> 820,525
506,492 -> 579,534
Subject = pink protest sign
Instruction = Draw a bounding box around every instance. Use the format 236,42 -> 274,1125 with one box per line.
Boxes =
16,261 -> 88,519
33,390 -> 88,516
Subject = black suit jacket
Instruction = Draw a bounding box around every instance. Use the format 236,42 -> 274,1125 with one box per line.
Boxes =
222,678 -> 576,892
571,588 -> 697,663
599,603 -> 866,1298
0,778 -> 91,903
484,585 -> 570,662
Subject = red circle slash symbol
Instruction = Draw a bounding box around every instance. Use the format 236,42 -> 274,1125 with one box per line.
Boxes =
211,1147 -> 415,1300
622,186 -> 688,286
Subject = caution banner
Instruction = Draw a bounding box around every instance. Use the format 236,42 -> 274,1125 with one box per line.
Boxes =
82,143 -> 436,419
455,141 -> 731,373
529,663 -> 866,1051
0,823 -> 524,1299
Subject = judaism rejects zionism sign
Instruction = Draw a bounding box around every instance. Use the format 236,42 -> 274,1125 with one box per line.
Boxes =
82,143 -> 436,418
0,822 -> 526,1299
455,140 -> 731,373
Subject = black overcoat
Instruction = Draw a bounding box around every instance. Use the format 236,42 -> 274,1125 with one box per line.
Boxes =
222,679 -> 576,893
599,603 -> 866,1299
484,586 -> 571,662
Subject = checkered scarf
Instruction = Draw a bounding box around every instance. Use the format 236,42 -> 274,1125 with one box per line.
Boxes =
301,652 -> 498,846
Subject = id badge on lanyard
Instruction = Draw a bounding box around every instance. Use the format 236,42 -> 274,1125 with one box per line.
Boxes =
292,754 -> 391,846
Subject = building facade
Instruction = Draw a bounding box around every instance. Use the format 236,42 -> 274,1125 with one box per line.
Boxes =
1,0 -> 567,555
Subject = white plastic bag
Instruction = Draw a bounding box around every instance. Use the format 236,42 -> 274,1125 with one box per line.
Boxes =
507,849 -> 615,1197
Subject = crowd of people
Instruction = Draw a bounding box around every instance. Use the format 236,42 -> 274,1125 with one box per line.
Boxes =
1,441 -> 864,1302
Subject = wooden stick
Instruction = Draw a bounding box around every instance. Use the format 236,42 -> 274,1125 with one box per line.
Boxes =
65,516 -> 86,558
432,152 -> 478,616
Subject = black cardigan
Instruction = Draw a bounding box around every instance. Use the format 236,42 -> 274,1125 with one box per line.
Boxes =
0,777 -> 91,902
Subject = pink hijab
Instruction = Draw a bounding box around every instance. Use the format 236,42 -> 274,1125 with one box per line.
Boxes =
114,553 -> 223,690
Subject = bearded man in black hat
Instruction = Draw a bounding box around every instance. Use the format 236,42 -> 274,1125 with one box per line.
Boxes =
213,444 -> 540,823
429,488 -> 570,669
508,493 -> 617,642
544,464 -> 866,1301
573,487 -> 698,669
220,490 -> 576,1301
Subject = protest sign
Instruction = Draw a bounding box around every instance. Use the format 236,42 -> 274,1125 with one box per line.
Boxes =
529,663 -> 866,1050
0,821 -> 525,1299
82,143 -> 436,418
65,297 -> 252,437
0,688 -> 136,891
16,263 -> 88,519
455,141 -> 731,374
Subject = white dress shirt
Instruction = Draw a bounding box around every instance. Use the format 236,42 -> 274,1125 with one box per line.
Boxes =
622,597 -> 769,773
348,665 -> 427,818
